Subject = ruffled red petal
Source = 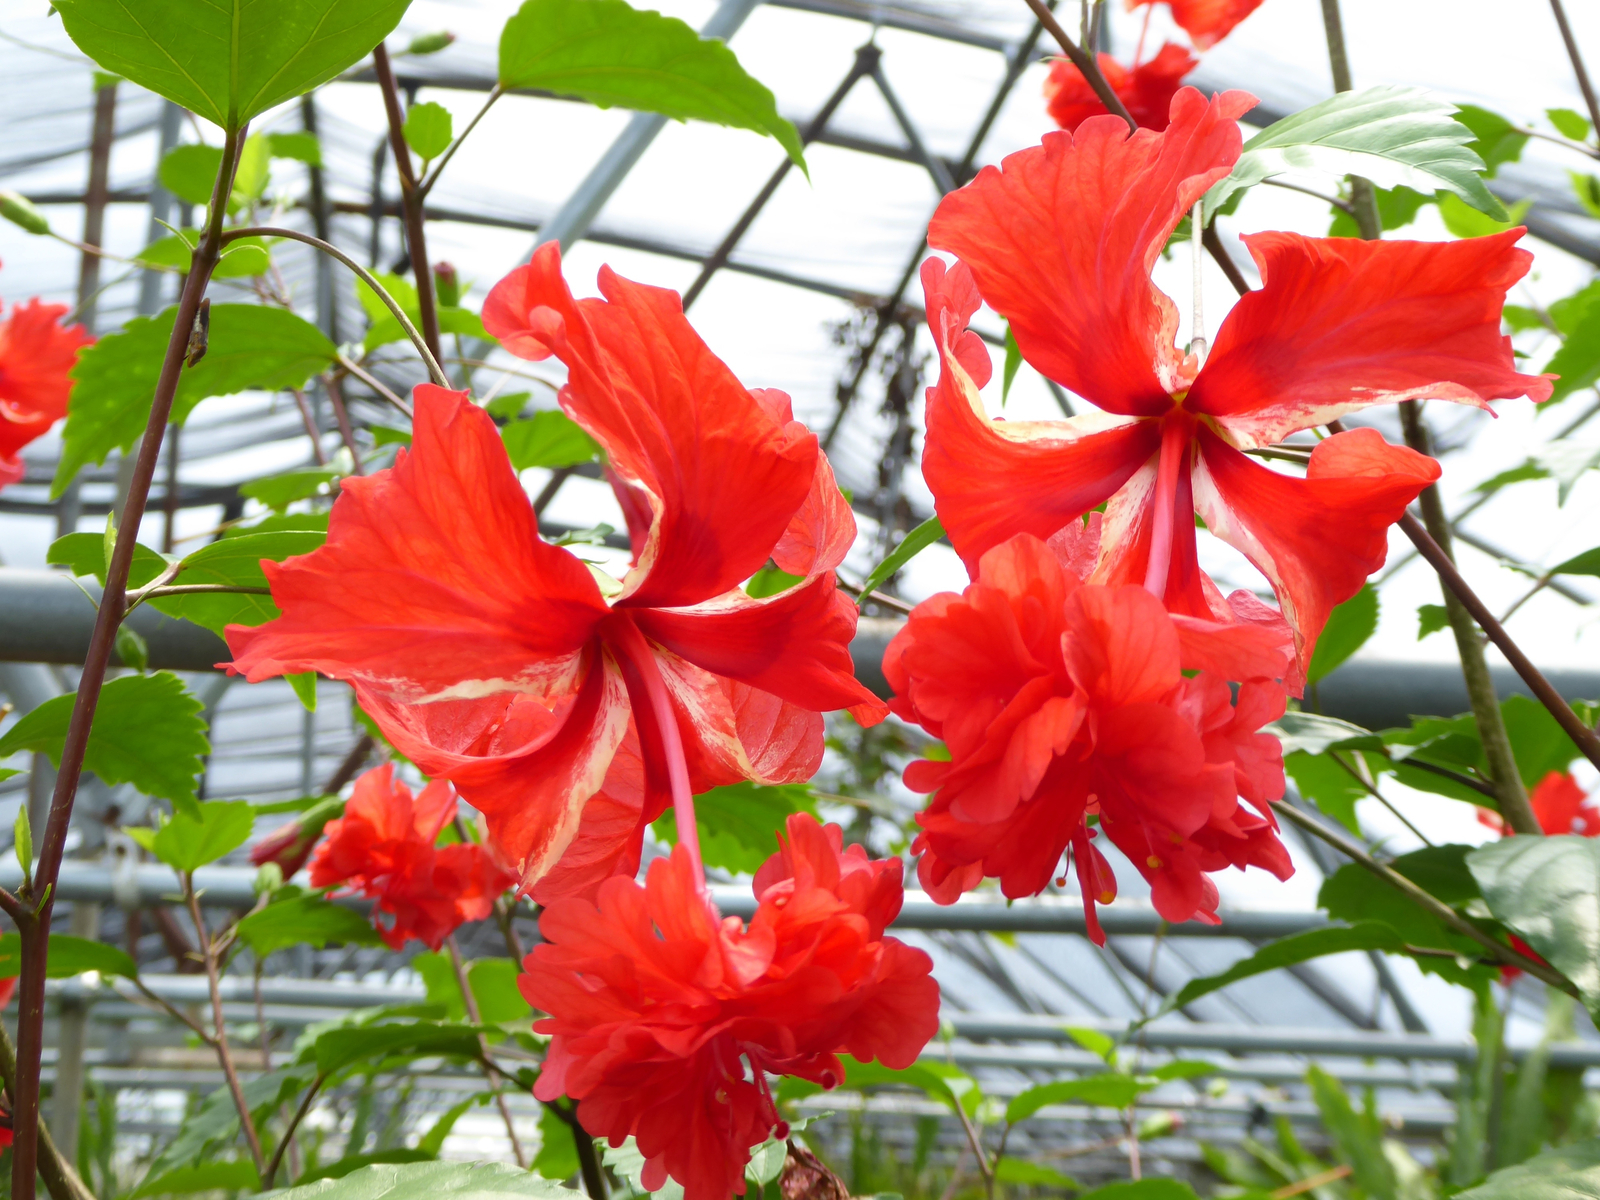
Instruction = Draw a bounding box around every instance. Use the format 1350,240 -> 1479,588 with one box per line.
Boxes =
1044,44 -> 1198,133
927,86 -> 1256,416
1129,0 -> 1265,50
1187,230 -> 1556,447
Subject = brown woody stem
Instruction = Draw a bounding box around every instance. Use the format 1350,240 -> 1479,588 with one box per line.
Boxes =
1018,0 -> 1136,134
185,877 -> 264,1174
10,123 -> 248,1200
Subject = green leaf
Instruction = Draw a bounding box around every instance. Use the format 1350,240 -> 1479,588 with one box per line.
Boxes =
48,531 -> 169,589
147,530 -> 325,636
1575,172 -> 1600,220
363,304 -> 490,352
54,0 -> 411,131
233,895 -> 381,958
289,671 -> 318,713
0,933 -> 137,980
1452,104 -> 1528,176
485,391 -> 532,420
652,780 -> 815,875
1283,751 -> 1365,834
992,1160 -> 1079,1189
1001,325 -> 1022,406
1500,693 -> 1586,789
268,1162 -> 579,1200
12,807 -> 31,887
1417,603 -> 1450,640
1306,583 -> 1377,684
310,1022 -> 485,1077
1006,1074 -> 1154,1123
298,1151 -> 438,1185
403,102 -> 454,162
1206,86 -> 1507,221
1306,1065 -> 1398,1200
1062,1025 -> 1116,1061
1164,923 -> 1403,1012
603,1138 -> 682,1200
0,189 -> 52,235
534,1104 -> 581,1181
1547,296 -> 1600,403
0,672 -> 208,809
146,1067 -> 312,1180
418,1095 -> 490,1158
745,563 -> 804,598
1319,854 -> 1493,987
1439,191 -> 1532,238
1549,108 -> 1592,142
1077,1182 -> 1199,1200
467,958 -> 534,1024
498,0 -> 805,171
158,145 -> 223,207
1266,711 -> 1380,756
135,229 -> 271,279
1457,1136 -> 1600,1199
1469,835 -> 1600,1014
55,305 -> 337,497
1554,546 -> 1600,576
857,515 -> 945,605
134,1161 -> 262,1197
268,131 -> 323,166
232,133 -> 272,203
501,410 -> 601,471
356,272 -> 419,323
140,800 -> 255,873
240,467 -> 343,512
841,1058 -> 976,1116
1148,1060 -> 1216,1082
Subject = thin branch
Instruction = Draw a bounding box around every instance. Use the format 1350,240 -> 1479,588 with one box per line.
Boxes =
1398,512 -> 1600,775
263,1075 -> 323,1188
223,227 -> 446,386
1270,799 -> 1579,995
1018,0 -> 1136,133
835,575 -> 917,615
1261,177 -> 1355,213
418,86 -> 502,198
445,936 -> 526,1168
1549,0 -> 1600,141
337,354 -> 414,417
1326,751 -> 1435,846
323,373 -> 364,475
1510,122 -> 1600,160
1201,223 -> 1251,296
122,978 -> 215,1043
289,387 -> 328,467
185,876 -> 265,1174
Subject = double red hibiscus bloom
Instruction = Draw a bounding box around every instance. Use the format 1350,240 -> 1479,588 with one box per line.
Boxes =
308,764 -> 515,950
0,279 -> 91,490
887,527 -> 1292,939
228,244 -> 885,894
522,814 -> 938,1200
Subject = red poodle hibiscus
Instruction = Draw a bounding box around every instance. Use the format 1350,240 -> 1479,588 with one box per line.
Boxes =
886,530 -> 1293,940
308,765 -> 514,950
1045,43 -> 1196,133
923,87 -> 1552,675
521,814 -> 939,1200
228,245 -> 885,895
0,280 -> 92,491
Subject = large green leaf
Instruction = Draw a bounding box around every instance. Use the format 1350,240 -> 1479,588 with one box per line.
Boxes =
1305,584 -> 1377,684
128,800 -> 255,873
1283,750 -> 1365,834
55,305 -> 337,497
134,1161 -> 261,1198
533,1104 -> 581,1182
0,933 -> 138,980
54,0 -> 410,131
148,530 -> 325,636
1206,86 -> 1506,221
48,531 -> 169,590
1266,711 -> 1379,756
145,1067 -> 311,1179
652,780 -> 816,874
1469,835 -> 1600,1013
1163,923 -> 1403,1012
297,1152 -> 438,1186
1078,1182 -> 1199,1200
1006,1074 -> 1154,1123
233,895 -> 382,958
1306,1066 -> 1398,1199
1457,1137 -> 1600,1199
309,1022 -> 485,1077
502,410 -> 601,471
269,1159 -> 578,1200
0,672 -> 209,809
1545,298 -> 1600,404
498,0 -> 804,169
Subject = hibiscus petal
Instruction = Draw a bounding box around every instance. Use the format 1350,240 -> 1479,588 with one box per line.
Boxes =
751,388 -> 858,577
926,86 -> 1257,414
358,652 -> 632,891
1187,229 -> 1556,447
0,299 -> 91,468
1062,585 -> 1183,707
921,257 -> 1161,573
1133,0 -> 1266,50
482,245 -> 818,608
1192,425 -> 1440,668
632,576 -> 888,722
226,385 -> 607,700
531,726 -> 650,905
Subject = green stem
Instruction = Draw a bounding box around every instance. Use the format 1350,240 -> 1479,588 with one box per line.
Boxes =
9,122 -> 249,1200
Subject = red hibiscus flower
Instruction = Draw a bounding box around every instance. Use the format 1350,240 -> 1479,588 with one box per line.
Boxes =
1044,43 -> 1197,132
886,530 -> 1294,941
308,764 -> 514,950
1478,770 -> 1599,838
922,87 -> 1553,674
1127,0 -> 1266,50
0,286 -> 92,491
250,795 -> 344,879
227,245 -> 886,895
521,813 -> 939,1200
